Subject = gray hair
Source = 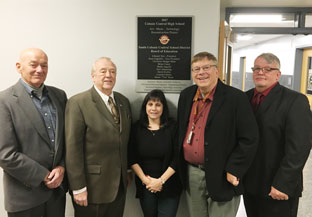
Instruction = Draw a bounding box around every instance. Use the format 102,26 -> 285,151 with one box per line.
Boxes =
91,57 -> 116,75
256,53 -> 280,69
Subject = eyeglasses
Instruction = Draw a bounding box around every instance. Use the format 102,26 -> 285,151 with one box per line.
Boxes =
251,67 -> 279,74
192,65 -> 217,73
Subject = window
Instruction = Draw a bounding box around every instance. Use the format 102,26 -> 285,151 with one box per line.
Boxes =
226,8 -> 312,34
306,13 -> 312,28
230,13 -> 298,28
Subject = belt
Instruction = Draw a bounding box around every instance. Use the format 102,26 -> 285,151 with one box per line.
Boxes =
188,163 -> 205,171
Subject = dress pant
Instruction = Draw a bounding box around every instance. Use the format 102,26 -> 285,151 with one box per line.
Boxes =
7,190 -> 66,217
243,193 -> 299,217
139,188 -> 180,217
186,164 -> 240,217
72,183 -> 126,217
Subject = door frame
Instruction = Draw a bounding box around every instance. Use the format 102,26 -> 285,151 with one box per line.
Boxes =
294,46 -> 312,92
218,20 -> 233,85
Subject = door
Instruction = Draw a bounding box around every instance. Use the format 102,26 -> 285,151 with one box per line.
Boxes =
300,47 -> 312,107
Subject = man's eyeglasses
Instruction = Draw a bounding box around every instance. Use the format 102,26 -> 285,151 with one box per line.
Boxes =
251,67 -> 279,74
192,65 -> 217,73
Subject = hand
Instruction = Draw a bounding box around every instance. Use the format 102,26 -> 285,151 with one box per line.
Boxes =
43,172 -> 51,183
74,190 -> 88,206
44,166 -> 65,189
127,171 -> 133,187
142,175 -> 151,186
269,186 -> 289,200
226,172 -> 239,186
146,176 -> 163,193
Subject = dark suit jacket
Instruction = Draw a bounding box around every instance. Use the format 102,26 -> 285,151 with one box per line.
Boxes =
0,81 -> 67,212
65,87 -> 132,204
177,80 -> 259,202
244,83 -> 312,198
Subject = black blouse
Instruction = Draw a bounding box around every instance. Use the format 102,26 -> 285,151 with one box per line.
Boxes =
128,120 -> 181,198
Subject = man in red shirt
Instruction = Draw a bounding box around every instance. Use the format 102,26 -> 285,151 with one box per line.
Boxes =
176,52 -> 259,217
243,53 -> 312,217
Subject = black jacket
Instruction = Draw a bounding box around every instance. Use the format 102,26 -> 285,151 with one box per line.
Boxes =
177,80 -> 259,202
244,83 -> 312,198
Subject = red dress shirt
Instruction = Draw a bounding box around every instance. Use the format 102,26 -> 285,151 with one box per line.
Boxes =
183,85 -> 217,165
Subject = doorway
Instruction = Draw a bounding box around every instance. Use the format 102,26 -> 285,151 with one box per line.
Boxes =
300,47 -> 312,107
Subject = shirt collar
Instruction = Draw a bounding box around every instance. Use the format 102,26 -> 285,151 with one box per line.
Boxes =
253,82 -> 278,97
19,78 -> 46,99
93,85 -> 115,104
193,84 -> 217,103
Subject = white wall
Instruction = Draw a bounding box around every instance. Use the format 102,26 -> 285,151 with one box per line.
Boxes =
0,0 -> 220,216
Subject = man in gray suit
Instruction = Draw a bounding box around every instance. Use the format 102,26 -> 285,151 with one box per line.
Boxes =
0,48 -> 67,217
65,57 -> 132,217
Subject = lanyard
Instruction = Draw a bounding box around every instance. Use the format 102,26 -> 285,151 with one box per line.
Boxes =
192,88 -> 210,123
187,89 -> 210,144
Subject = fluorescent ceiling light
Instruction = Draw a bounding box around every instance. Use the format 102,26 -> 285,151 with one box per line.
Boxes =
236,34 -> 252,41
231,14 -> 284,23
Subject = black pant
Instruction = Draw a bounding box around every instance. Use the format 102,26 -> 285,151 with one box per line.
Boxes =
139,188 -> 180,217
7,191 -> 65,217
243,194 -> 299,217
72,183 -> 126,217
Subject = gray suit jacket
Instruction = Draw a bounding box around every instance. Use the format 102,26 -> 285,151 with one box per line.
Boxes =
65,87 -> 132,203
0,81 -> 67,212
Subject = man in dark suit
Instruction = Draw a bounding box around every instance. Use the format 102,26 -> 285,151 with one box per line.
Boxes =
243,53 -> 312,217
176,51 -> 258,217
65,57 -> 132,217
0,48 -> 67,217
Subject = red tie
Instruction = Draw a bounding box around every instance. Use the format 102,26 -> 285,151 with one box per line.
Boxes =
253,93 -> 263,112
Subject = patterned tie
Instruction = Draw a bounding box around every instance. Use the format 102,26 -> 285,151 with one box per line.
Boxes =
108,96 -> 120,125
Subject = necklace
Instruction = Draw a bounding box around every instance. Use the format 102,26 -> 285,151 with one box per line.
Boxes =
149,129 -> 156,136
148,123 -> 160,136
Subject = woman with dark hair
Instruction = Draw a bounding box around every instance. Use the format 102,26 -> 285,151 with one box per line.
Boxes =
128,89 -> 181,217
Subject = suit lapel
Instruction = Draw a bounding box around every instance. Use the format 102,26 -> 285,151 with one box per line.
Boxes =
114,95 -> 123,132
255,83 -> 281,115
91,87 -> 118,129
206,80 -> 225,124
13,82 -> 51,146
182,86 -> 196,133
246,89 -> 254,102
47,87 -> 63,152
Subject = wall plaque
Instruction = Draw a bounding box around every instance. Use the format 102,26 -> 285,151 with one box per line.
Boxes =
136,16 -> 192,93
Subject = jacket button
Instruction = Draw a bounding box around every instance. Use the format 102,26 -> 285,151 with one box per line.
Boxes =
204,142 -> 208,146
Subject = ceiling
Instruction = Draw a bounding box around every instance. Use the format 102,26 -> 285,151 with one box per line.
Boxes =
232,34 -> 285,49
